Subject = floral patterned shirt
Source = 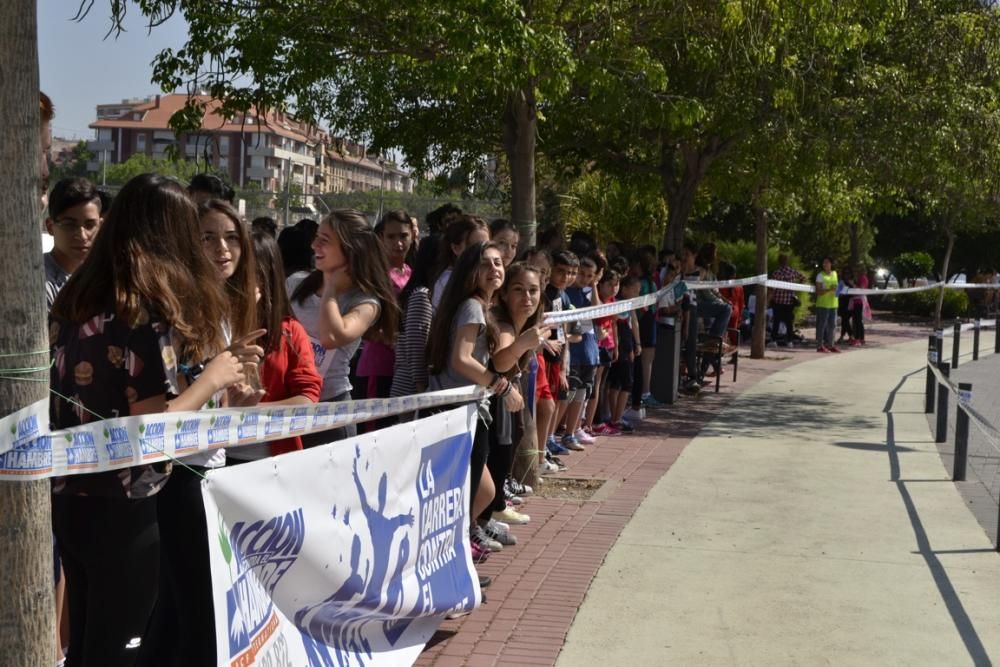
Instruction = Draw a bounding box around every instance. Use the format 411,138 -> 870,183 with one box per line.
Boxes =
50,307 -> 180,498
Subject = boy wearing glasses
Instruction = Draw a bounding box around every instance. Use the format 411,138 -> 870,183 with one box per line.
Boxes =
44,176 -> 104,308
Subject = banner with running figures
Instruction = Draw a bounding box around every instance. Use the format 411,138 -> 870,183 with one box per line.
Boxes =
0,386 -> 484,481
202,405 -> 481,667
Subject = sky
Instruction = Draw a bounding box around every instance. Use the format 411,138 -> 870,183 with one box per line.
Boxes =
38,0 -> 188,140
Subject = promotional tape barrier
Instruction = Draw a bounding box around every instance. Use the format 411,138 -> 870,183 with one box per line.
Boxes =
926,361 -> 1000,448
0,386 -> 486,482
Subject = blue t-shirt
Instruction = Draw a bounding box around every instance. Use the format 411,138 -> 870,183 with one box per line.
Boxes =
565,286 -> 599,366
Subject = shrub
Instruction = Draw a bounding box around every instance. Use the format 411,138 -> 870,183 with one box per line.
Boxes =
892,251 -> 935,284
885,289 -> 968,319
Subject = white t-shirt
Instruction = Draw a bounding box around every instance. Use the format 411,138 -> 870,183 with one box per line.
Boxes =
431,268 -> 453,310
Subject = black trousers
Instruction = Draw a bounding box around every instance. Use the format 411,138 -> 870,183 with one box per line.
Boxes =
852,302 -> 865,341
772,303 -> 795,343
52,493 -> 159,667
135,465 -> 215,667
484,440 -> 514,517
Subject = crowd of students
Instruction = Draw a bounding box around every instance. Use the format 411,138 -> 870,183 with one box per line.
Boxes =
41,160 -> 762,664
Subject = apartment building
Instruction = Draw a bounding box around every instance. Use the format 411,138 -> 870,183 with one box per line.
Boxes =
88,94 -> 413,195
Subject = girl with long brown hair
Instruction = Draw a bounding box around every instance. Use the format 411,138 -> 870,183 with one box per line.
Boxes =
50,174 -> 249,667
290,209 -> 399,446
427,242 -> 523,563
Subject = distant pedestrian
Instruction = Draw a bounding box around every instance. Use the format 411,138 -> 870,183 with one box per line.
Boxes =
849,266 -> 870,346
769,254 -> 803,346
815,257 -> 840,353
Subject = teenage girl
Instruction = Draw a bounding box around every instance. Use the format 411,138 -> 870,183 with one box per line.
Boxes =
426,242 -> 523,560
489,218 -> 520,268
227,231 -> 323,460
522,248 -> 560,473
357,210 -> 414,402
290,210 -> 399,446
586,269 -> 621,435
138,198 -> 265,666
50,174 -> 247,667
481,263 -> 550,547
391,235 -> 441,400
431,215 -> 490,308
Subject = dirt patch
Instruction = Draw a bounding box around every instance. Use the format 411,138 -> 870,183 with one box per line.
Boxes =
535,477 -> 606,500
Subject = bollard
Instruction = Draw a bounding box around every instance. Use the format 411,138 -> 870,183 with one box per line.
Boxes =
995,321 -> 1000,355
935,362 -> 950,444
952,320 -> 961,368
953,382 -> 972,481
973,319 -> 981,361
936,329 -> 944,366
925,334 -> 937,414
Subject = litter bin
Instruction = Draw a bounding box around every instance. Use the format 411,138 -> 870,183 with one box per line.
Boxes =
651,322 -> 681,404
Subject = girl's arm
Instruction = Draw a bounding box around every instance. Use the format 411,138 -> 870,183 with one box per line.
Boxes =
264,321 -> 322,406
318,297 -> 380,349
130,351 -> 246,416
450,323 -> 496,387
493,322 -> 549,373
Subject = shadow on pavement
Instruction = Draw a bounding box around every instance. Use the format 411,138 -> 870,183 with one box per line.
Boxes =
832,441 -> 915,452
700,392 -> 880,437
884,369 -> 992,666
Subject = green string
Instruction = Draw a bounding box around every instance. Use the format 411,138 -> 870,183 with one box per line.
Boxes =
0,349 -> 51,359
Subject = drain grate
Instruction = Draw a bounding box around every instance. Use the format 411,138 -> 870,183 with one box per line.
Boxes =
535,477 -> 606,500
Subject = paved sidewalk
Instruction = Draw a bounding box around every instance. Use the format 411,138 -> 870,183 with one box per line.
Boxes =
417,323 -> 929,666
560,336 -> 1000,665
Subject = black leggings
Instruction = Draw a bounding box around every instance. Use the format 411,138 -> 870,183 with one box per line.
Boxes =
852,302 -> 865,341
136,466 -> 215,667
484,442 -> 514,518
469,418 -> 489,511
53,493 -> 159,667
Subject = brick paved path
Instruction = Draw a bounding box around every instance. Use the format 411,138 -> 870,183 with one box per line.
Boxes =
417,322 -> 926,666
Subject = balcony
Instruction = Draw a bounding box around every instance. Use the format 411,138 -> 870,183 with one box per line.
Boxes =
246,166 -> 281,180
246,144 -> 316,166
87,140 -> 114,152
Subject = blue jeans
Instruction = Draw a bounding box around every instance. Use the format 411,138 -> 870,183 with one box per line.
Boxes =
698,300 -> 734,338
815,307 -> 837,348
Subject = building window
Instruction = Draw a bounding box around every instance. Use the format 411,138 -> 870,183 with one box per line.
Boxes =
136,133 -> 146,152
219,136 -> 230,153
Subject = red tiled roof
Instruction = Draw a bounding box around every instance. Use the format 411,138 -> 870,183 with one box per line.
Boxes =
89,94 -> 325,144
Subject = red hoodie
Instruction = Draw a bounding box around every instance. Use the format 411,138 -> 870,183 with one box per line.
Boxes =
260,317 -> 323,455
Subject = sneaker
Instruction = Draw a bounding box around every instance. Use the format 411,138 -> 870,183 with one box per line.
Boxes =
508,478 -> 532,496
574,428 -> 596,444
615,420 -> 635,433
504,485 -> 524,505
547,435 -> 570,455
470,540 -> 490,563
829,346 -> 841,353
494,505 -> 530,525
485,519 -> 518,546
545,452 -> 568,470
681,378 -> 701,392
596,422 -> 622,436
817,346 -> 829,353
478,574 -> 493,588
471,524 -> 502,552
642,393 -> 667,408
539,459 -> 560,475
623,408 -> 644,423
562,433 -> 585,451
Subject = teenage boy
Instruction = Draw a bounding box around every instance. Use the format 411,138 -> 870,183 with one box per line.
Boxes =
44,177 -> 103,309
563,256 -> 602,448
544,250 -> 581,453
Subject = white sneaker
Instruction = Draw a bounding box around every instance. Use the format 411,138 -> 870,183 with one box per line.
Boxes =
574,428 -> 596,444
539,460 -> 560,475
623,408 -> 644,423
494,506 -> 530,525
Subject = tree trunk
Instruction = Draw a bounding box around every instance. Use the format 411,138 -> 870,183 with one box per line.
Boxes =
751,204 -> 768,359
0,1 -> 56,664
848,222 -> 859,270
503,87 -> 537,248
934,227 -> 956,329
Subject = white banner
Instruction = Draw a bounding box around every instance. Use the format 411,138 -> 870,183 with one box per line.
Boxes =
203,405 -> 481,667
0,387 -> 484,481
